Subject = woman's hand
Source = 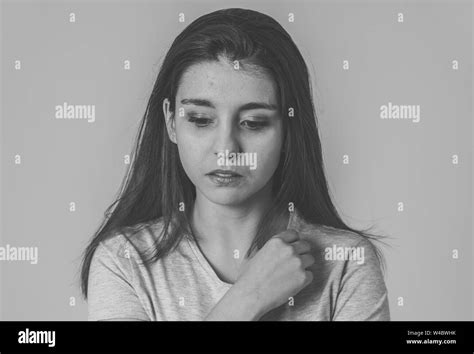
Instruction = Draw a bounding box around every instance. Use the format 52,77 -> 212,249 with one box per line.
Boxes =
233,229 -> 315,319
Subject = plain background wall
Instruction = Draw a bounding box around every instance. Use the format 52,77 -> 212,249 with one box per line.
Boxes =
0,0 -> 472,320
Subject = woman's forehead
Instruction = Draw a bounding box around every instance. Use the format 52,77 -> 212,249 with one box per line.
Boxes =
176,59 -> 278,107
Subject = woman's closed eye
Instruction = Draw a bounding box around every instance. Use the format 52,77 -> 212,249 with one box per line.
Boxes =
186,114 -> 213,127
240,120 -> 269,130
186,113 -> 270,131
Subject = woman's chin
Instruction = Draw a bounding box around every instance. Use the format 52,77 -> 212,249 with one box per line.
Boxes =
203,189 -> 253,207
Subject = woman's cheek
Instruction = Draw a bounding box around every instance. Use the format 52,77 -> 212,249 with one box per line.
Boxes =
176,133 -> 203,180
252,131 -> 282,173
257,149 -> 280,179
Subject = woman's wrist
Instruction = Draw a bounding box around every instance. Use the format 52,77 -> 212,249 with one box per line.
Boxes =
204,283 -> 263,321
228,282 -> 264,320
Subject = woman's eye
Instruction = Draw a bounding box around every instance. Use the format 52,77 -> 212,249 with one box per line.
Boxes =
241,120 -> 269,130
187,115 -> 212,127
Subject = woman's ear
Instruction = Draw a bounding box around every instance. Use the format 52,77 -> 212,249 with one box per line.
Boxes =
163,98 -> 177,144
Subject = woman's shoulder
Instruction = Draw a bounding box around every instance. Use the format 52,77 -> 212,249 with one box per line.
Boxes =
290,211 -> 384,277
97,217 -> 168,259
290,211 -> 372,249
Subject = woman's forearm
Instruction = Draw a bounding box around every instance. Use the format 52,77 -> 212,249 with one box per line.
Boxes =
204,284 -> 263,321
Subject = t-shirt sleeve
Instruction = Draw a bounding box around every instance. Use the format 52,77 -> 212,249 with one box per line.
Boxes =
332,238 -> 390,321
87,238 -> 150,321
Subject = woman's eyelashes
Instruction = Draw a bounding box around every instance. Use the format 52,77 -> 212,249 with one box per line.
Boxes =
186,113 -> 270,131
240,119 -> 269,130
186,115 -> 213,127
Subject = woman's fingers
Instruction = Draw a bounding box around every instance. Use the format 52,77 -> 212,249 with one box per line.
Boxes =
291,240 -> 311,255
299,253 -> 315,269
275,229 -> 299,243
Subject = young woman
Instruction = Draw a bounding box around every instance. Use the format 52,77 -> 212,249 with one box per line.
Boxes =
81,8 -> 391,321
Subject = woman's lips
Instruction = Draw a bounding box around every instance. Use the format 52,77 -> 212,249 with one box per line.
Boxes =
206,170 -> 243,177
206,171 -> 243,187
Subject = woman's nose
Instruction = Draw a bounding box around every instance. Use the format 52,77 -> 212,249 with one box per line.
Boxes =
213,119 -> 241,155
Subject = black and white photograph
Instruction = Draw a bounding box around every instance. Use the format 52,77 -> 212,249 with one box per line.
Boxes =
0,0 -> 472,352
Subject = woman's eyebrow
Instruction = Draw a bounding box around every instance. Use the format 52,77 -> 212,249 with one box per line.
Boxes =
180,98 -> 277,111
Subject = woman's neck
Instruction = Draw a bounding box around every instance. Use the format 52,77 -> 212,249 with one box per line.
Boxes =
190,184 -> 273,256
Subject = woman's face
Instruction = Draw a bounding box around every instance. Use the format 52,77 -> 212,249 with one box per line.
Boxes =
167,57 -> 283,206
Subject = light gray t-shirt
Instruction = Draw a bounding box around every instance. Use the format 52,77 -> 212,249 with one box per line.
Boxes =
87,210 -> 390,321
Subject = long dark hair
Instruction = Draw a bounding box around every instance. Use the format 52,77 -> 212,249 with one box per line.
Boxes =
80,8 -> 390,299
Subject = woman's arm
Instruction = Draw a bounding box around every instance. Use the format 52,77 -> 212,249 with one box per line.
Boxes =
88,237 -> 264,321
332,238 -> 390,321
205,230 -> 315,321
204,283 -> 263,321
87,240 -> 151,321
